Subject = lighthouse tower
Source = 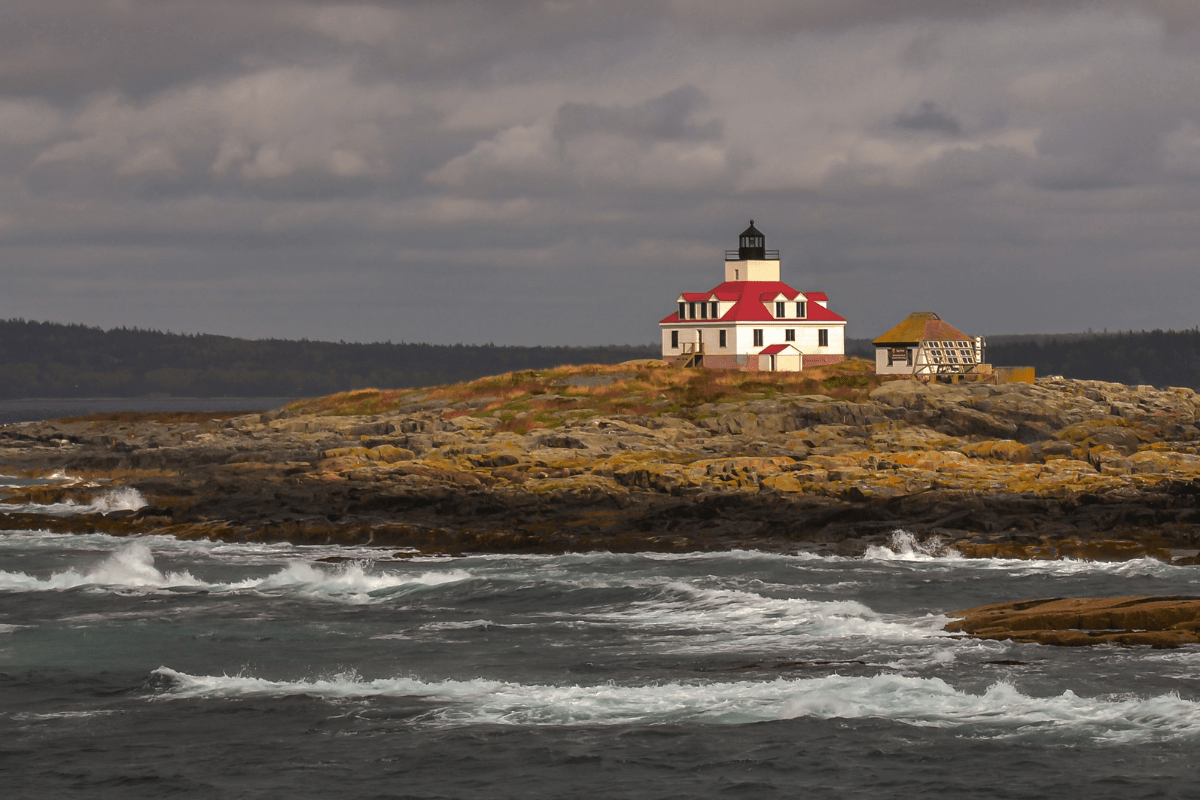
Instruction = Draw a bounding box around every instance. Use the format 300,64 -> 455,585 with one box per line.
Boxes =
659,221 -> 846,371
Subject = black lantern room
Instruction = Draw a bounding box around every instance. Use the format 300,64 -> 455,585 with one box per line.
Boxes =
738,220 -> 765,260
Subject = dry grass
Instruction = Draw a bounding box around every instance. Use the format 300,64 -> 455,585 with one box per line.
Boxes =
283,358 -> 885,422
55,411 -> 255,425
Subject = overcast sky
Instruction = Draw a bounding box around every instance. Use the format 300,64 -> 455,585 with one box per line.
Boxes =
1,1 -> 1199,345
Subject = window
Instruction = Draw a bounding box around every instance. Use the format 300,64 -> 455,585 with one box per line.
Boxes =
785,329 -> 795,341
719,329 -> 727,348
753,329 -> 764,347
796,301 -> 806,319
818,329 -> 829,347
734,269 -> 739,280
906,348 -> 913,366
671,330 -> 679,349
710,301 -> 717,319
688,302 -> 696,319
678,302 -> 686,320
700,303 -> 708,320
775,301 -> 785,318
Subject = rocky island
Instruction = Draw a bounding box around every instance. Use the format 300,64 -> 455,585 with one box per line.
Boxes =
2,359 -> 1199,563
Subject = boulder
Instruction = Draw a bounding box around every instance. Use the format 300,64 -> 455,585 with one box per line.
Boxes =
945,596 -> 1200,648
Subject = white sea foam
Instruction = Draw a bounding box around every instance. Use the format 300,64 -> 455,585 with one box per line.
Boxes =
589,581 -> 943,651
0,541 -> 469,600
2,487 -> 147,515
418,619 -> 495,631
864,530 -> 963,562
0,542 -> 201,591
860,530 -> 1200,580
149,667 -> 1200,742
222,561 -> 470,603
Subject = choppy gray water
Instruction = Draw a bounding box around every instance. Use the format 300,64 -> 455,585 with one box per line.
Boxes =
0,397 -> 293,426
3,492 -> 1200,797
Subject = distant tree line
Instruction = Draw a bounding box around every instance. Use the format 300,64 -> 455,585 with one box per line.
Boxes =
0,319 -> 659,399
4,320 -> 1197,399
985,329 -> 1200,389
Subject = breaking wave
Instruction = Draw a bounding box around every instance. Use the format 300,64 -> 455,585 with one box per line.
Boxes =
864,530 -> 962,561
149,667 -> 1200,743
0,541 -> 468,600
593,581 -> 944,649
0,541 -> 200,590
1,487 -> 147,515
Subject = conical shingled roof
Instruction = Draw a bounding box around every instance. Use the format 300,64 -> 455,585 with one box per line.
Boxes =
872,312 -> 971,346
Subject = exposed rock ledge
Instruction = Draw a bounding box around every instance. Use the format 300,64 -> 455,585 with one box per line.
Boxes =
946,596 -> 1200,648
2,364 -> 1200,558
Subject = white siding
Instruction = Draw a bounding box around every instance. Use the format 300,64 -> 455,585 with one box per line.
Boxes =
728,322 -> 846,356
875,346 -> 915,375
723,260 -> 781,282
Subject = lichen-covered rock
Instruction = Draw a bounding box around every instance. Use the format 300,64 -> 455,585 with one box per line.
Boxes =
6,374 -> 1200,557
945,596 -> 1200,648
961,439 -> 1036,464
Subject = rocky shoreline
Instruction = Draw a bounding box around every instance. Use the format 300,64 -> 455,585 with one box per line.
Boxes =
1,362 -> 1199,563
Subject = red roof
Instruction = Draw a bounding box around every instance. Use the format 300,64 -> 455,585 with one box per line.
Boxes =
759,344 -> 796,355
680,292 -> 713,301
660,281 -> 846,325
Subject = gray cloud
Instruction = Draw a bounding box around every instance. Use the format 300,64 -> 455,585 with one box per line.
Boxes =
1,1 -> 1200,346
895,101 -> 961,136
556,87 -> 721,143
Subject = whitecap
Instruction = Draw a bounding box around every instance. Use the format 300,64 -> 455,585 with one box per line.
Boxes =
148,668 -> 1200,742
575,581 -> 946,652
1,487 -> 147,516
0,543 -> 470,602
0,541 -> 200,591
864,530 -> 963,562
222,561 -> 470,603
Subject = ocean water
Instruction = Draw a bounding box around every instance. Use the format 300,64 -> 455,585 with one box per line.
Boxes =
3,503 -> 1200,798
0,397 -> 294,426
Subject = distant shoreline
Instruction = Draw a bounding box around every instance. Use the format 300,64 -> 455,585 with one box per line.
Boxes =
0,397 -> 294,427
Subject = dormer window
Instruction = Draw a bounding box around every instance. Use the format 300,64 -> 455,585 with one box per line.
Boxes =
775,301 -> 785,318
710,301 -> 718,318
679,302 -> 686,319
796,301 -> 806,319
689,302 -> 696,319
700,303 -> 708,320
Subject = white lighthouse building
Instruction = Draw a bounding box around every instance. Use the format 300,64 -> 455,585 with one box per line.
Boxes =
659,221 -> 846,371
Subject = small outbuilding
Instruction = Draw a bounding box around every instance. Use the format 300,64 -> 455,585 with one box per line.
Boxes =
757,343 -> 803,372
873,312 -> 984,377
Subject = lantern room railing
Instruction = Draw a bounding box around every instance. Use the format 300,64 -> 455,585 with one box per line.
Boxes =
726,250 -> 779,261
